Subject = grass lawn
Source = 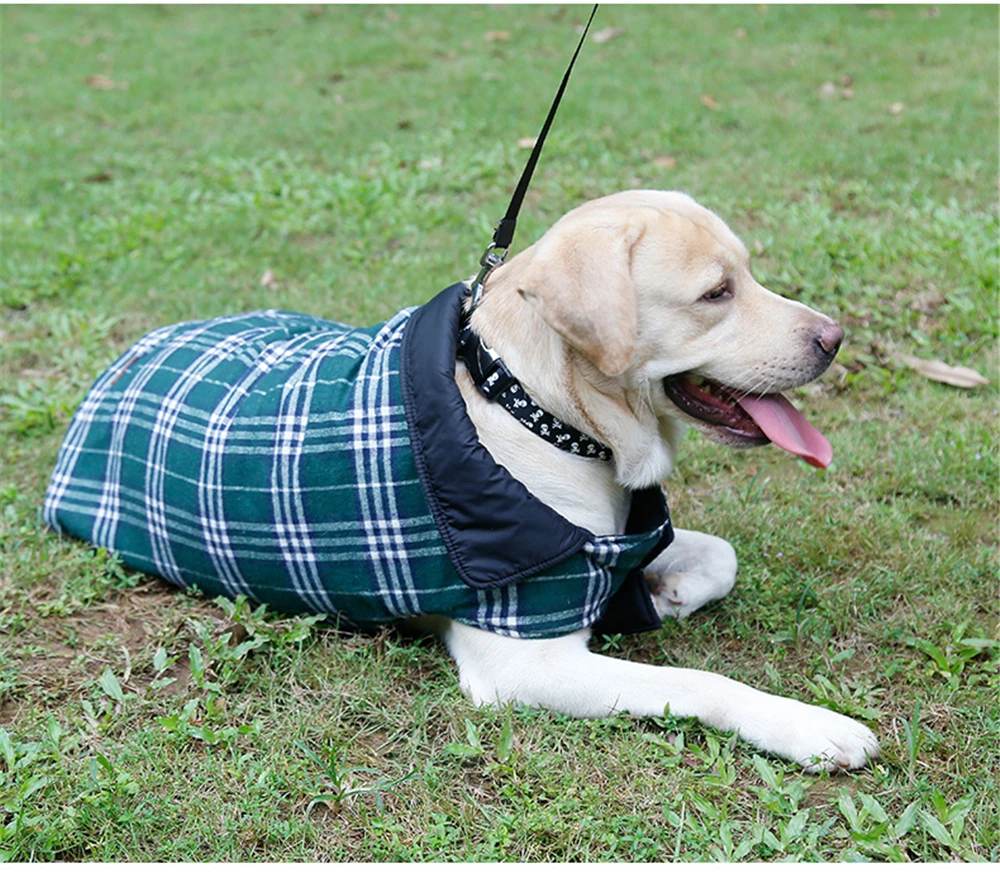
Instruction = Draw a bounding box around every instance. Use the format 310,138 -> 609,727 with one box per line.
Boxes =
2,4 -> 997,862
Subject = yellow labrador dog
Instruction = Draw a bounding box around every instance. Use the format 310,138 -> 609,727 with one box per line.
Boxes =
47,186 -> 877,773
439,190 -> 878,772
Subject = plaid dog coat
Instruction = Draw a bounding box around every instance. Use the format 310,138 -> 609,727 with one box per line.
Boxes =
44,284 -> 673,638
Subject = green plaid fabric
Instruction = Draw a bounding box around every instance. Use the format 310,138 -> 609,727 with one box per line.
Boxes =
44,305 -> 669,638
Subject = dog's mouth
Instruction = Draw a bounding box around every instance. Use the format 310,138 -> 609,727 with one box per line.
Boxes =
662,374 -> 833,468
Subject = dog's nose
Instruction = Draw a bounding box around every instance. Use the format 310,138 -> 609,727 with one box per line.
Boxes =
815,322 -> 844,358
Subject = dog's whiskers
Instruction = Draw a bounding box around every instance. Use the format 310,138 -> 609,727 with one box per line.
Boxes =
725,369 -> 776,403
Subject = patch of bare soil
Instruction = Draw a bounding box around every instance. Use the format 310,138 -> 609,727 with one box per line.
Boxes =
3,580 -> 226,723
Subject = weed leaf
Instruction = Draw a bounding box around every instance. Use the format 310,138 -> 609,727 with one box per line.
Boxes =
497,717 -> 514,763
918,809 -> 957,849
153,647 -> 168,673
894,801 -> 920,839
98,667 -> 126,704
189,644 -> 205,684
444,743 -> 483,759
95,752 -> 115,779
188,727 -> 218,744
463,717 -> 480,749
838,791 -> 860,830
859,792 -> 889,823
786,809 -> 809,840
306,793 -> 342,814
751,754 -> 781,790
20,773 -> 50,800
959,637 -> 998,650
0,728 -> 15,771
905,637 -> 950,672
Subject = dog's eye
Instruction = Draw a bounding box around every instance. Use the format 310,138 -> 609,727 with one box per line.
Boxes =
701,282 -> 731,301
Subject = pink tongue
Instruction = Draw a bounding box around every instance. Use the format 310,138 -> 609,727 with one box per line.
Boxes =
736,394 -> 833,468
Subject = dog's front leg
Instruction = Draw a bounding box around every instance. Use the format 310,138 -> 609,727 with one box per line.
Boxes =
443,622 -> 878,772
644,528 -> 738,620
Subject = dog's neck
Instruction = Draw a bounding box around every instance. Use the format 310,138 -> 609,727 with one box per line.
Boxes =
456,364 -> 628,534
460,252 -> 680,533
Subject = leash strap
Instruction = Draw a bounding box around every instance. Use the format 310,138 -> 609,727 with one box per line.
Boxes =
460,5 -> 611,463
493,3 -> 599,252
457,306 -> 613,463
470,4 -> 599,307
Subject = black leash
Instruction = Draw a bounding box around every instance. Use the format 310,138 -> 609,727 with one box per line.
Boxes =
459,5 -> 614,464
469,4 -> 599,309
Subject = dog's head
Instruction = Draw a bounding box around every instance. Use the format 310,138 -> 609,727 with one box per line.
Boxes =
505,190 -> 841,479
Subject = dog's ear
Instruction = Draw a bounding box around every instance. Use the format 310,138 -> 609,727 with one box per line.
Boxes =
516,215 -> 644,377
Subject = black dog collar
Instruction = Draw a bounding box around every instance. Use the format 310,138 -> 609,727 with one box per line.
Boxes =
456,301 -> 613,463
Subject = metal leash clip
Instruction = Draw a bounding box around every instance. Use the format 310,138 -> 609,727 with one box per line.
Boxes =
469,242 -> 508,311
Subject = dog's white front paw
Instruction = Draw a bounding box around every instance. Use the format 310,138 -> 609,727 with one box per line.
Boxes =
645,529 -> 738,620
647,571 -> 728,620
746,698 -> 879,772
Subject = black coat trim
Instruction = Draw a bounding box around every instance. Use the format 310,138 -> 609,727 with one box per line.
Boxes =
401,283 -> 670,634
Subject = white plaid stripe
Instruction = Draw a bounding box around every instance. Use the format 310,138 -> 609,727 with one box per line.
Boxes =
91,318 -> 238,552
54,396 -> 403,456
43,324 -> 180,533
580,540 -> 621,628
352,310 -> 421,617
50,493 -> 444,557
476,587 -> 494,635
269,330 -> 366,614
150,318 -> 290,590
196,318 -> 323,600
482,583 -> 522,637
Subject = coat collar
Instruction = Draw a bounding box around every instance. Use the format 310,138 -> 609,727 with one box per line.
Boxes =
400,282 -> 672,590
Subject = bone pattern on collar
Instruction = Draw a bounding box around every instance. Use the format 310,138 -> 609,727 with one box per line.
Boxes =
456,302 -> 613,463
